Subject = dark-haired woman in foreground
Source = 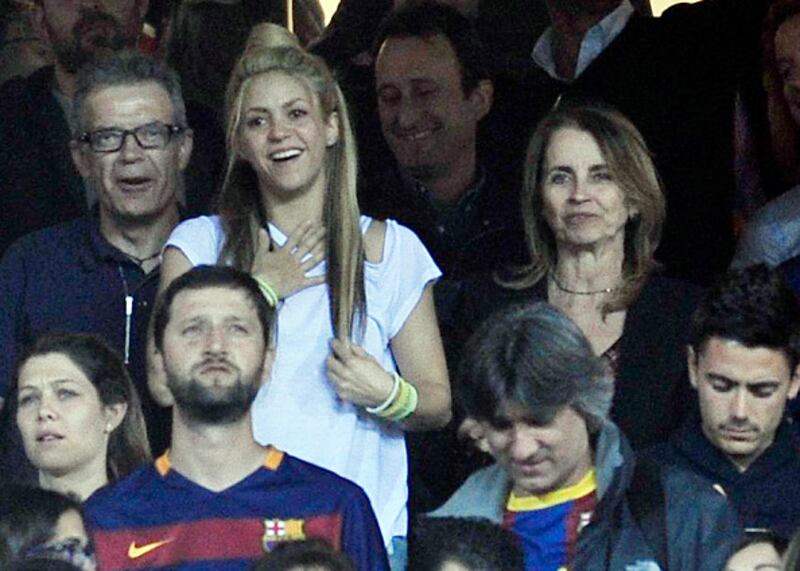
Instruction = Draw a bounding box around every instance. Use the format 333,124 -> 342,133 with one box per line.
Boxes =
12,333 -> 150,500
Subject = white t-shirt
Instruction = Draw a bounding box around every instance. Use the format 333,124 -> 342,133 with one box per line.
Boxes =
165,215 -> 441,545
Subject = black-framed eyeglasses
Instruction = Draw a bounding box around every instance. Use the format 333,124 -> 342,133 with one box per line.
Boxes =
77,121 -> 184,153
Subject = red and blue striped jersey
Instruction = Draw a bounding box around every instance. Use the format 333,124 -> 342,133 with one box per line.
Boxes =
503,470 -> 597,571
85,448 -> 388,571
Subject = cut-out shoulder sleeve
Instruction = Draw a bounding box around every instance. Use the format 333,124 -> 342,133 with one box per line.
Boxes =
164,215 -> 225,266
364,219 -> 387,264
369,219 -> 441,339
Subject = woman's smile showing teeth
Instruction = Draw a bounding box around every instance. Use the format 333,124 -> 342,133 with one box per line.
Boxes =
271,149 -> 303,162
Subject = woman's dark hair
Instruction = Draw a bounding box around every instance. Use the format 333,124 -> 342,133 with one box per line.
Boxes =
0,485 -> 83,569
409,517 -> 524,571
251,539 -> 355,571
11,332 -> 151,481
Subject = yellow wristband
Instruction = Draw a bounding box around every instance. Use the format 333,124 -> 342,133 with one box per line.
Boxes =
253,275 -> 279,307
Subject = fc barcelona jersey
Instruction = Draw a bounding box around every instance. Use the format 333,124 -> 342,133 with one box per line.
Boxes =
503,469 -> 597,571
85,448 -> 388,571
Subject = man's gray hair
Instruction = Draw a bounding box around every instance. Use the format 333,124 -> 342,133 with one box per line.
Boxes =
459,302 -> 614,433
72,50 -> 188,136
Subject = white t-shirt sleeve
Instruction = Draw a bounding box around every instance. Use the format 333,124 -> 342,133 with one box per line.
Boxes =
374,219 -> 441,339
164,215 -> 225,266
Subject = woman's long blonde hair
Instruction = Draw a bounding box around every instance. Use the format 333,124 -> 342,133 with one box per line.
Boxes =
506,102 -> 665,314
218,30 -> 365,340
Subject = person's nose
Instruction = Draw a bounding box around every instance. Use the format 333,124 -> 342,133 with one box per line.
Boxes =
393,97 -> 424,132
567,175 -> 590,202
508,424 -> 540,461
202,325 -> 228,356
267,118 -> 291,142
118,131 -> 146,162
730,388 -> 749,421
36,394 -> 58,422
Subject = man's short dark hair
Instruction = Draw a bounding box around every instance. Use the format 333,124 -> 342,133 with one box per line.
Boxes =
152,265 -> 274,352
251,539 -> 354,571
409,517 -> 524,571
689,265 -> 800,370
372,0 -> 489,94
458,303 -> 613,434
72,50 -> 188,135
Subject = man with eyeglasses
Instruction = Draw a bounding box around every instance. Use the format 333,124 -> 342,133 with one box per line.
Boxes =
0,51 -> 189,462
0,0 -> 222,256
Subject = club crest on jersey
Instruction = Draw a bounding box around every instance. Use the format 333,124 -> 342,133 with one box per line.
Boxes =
262,519 -> 306,551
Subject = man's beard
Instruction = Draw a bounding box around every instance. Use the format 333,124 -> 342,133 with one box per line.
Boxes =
51,8 -> 130,74
166,360 -> 262,425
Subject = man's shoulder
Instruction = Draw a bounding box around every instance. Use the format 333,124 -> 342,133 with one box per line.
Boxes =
276,452 -> 371,501
1,218 -> 90,267
85,463 -> 159,519
429,464 -> 508,522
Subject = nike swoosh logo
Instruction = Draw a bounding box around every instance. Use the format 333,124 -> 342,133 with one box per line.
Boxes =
128,539 -> 173,559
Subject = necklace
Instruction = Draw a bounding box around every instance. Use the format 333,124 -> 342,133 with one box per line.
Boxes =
124,250 -> 161,267
549,273 -> 620,296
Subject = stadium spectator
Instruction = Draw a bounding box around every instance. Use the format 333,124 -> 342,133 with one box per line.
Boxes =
432,302 -> 741,571
645,265 -> 800,540
86,266 -> 388,571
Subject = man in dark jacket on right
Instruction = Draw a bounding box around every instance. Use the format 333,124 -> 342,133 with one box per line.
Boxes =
647,265 -> 800,540
431,303 -> 740,571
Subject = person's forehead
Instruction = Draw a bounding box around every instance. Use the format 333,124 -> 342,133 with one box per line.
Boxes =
19,352 -> 90,385
494,401 -> 579,427
696,337 -> 792,377
84,81 -> 174,127
376,33 -> 462,83
169,286 -> 259,322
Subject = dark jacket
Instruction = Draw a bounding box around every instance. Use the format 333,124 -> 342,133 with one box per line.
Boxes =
0,214 -> 169,454
450,275 -> 702,450
431,422 -> 742,571
644,414 -> 800,540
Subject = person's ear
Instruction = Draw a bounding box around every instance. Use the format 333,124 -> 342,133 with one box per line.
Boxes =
70,140 -> 91,180
325,111 -> 340,147
788,363 -> 800,400
177,129 -> 193,171
148,349 -> 175,407
103,402 -> 128,434
467,79 -> 494,122
687,345 -> 699,390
